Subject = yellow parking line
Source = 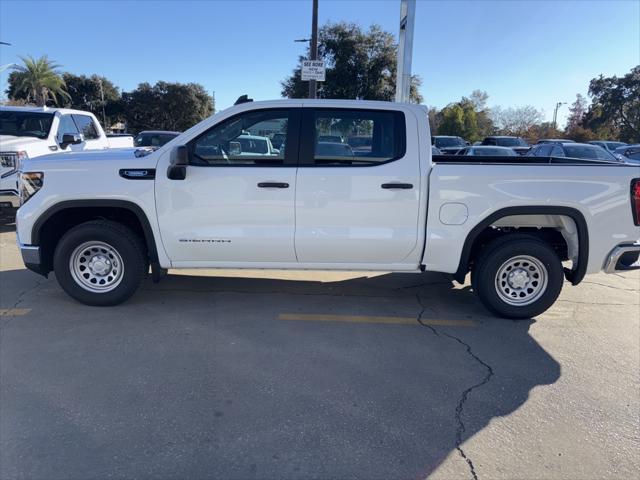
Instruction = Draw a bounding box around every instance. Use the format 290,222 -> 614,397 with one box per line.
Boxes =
0,308 -> 31,316
278,313 -> 475,327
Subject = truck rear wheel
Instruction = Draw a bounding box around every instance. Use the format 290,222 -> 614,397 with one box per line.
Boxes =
53,221 -> 147,306
472,235 -> 564,319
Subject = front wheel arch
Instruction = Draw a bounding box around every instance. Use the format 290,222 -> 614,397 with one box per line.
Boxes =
31,200 -> 159,275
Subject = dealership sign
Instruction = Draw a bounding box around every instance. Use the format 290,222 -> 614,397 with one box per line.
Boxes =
301,60 -> 326,81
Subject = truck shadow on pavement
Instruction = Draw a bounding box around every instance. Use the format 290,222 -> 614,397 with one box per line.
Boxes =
1,268 -> 561,479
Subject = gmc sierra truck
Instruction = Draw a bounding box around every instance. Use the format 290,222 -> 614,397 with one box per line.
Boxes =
0,106 -> 133,219
15,99 -> 640,318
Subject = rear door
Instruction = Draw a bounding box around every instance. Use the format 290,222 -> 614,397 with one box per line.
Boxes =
294,105 -> 423,266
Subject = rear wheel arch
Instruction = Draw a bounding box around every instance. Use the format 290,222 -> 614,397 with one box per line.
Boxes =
32,200 -> 159,274
455,206 -> 589,286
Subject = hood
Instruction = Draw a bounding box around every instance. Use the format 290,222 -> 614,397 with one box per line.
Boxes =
0,135 -> 47,151
20,147 -> 159,171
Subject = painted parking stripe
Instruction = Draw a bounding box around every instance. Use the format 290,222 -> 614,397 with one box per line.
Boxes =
0,308 -> 31,316
279,313 -> 475,327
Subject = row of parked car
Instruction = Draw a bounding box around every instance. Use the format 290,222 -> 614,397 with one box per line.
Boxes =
431,135 -> 640,164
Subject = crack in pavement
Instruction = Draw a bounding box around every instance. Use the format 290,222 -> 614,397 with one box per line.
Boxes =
0,277 -> 47,328
415,292 -> 494,480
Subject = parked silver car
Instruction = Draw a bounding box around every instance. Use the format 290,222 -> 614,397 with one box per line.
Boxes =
589,140 -> 627,153
613,144 -> 640,164
457,145 -> 518,156
527,142 -> 618,161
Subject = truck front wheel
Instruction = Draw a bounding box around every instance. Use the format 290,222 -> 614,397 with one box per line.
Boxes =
472,235 -> 564,319
53,221 -> 147,306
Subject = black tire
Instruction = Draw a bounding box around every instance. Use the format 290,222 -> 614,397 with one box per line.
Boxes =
619,251 -> 639,268
471,234 -> 564,319
53,220 -> 147,306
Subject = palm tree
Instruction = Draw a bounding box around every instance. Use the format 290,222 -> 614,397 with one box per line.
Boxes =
11,55 -> 70,106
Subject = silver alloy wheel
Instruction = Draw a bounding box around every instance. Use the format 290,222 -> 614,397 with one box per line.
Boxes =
69,241 -> 125,293
495,255 -> 548,306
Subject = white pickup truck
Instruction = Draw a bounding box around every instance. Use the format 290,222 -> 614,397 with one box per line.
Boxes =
15,99 -> 640,318
0,106 -> 133,218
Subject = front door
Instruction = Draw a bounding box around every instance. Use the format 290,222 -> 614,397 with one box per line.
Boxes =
155,107 -> 301,266
294,106 -> 423,266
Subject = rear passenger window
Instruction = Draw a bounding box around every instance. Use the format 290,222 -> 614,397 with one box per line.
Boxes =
72,115 -> 99,140
311,109 -> 405,166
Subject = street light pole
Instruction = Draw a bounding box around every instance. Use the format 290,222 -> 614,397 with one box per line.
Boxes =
552,102 -> 566,130
308,0 -> 319,99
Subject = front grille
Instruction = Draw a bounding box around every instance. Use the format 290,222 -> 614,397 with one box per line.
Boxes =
0,152 -> 17,169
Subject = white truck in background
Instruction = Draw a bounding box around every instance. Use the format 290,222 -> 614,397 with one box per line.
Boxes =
15,99 -> 640,319
0,106 -> 133,219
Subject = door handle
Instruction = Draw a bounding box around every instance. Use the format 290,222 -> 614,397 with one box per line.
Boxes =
258,182 -> 289,188
381,183 -> 413,189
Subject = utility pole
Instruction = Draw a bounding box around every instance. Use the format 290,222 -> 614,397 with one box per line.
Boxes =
552,102 -> 566,130
309,0 -> 319,99
395,0 -> 416,103
98,78 -> 107,131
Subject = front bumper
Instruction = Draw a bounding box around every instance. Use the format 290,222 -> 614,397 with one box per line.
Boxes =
0,189 -> 19,209
603,242 -> 640,273
19,244 -> 48,277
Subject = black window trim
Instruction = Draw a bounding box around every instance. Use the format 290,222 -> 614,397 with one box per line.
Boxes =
186,107 -> 301,167
298,107 -> 407,168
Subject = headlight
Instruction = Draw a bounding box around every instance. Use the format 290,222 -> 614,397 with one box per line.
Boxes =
19,172 -> 44,205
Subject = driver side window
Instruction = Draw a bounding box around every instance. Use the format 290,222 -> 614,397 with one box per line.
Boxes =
191,109 -> 295,166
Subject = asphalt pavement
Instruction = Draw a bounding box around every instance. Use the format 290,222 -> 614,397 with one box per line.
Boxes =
1,224 -> 638,479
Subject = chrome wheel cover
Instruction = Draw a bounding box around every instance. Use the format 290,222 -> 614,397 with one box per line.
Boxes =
69,241 -> 124,293
495,255 -> 548,306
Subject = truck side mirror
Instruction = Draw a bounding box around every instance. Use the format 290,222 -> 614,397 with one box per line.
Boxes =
60,133 -> 82,149
167,145 -> 188,180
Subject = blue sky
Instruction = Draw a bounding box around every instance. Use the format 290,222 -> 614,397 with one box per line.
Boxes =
0,0 -> 638,127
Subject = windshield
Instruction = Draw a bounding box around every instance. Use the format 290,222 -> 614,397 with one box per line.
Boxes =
563,145 -> 617,161
0,111 -> 54,139
238,136 -> 269,154
317,142 -> 353,156
435,137 -> 465,148
496,137 -> 528,147
606,142 -> 626,150
347,136 -> 372,148
471,147 -> 517,156
135,133 -> 178,147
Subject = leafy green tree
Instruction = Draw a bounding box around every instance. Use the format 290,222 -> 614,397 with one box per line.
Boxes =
122,81 -> 213,133
433,91 -> 494,141
61,73 -> 123,125
281,22 -> 422,103
8,55 -> 70,106
437,104 -> 465,137
582,65 -> 640,142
